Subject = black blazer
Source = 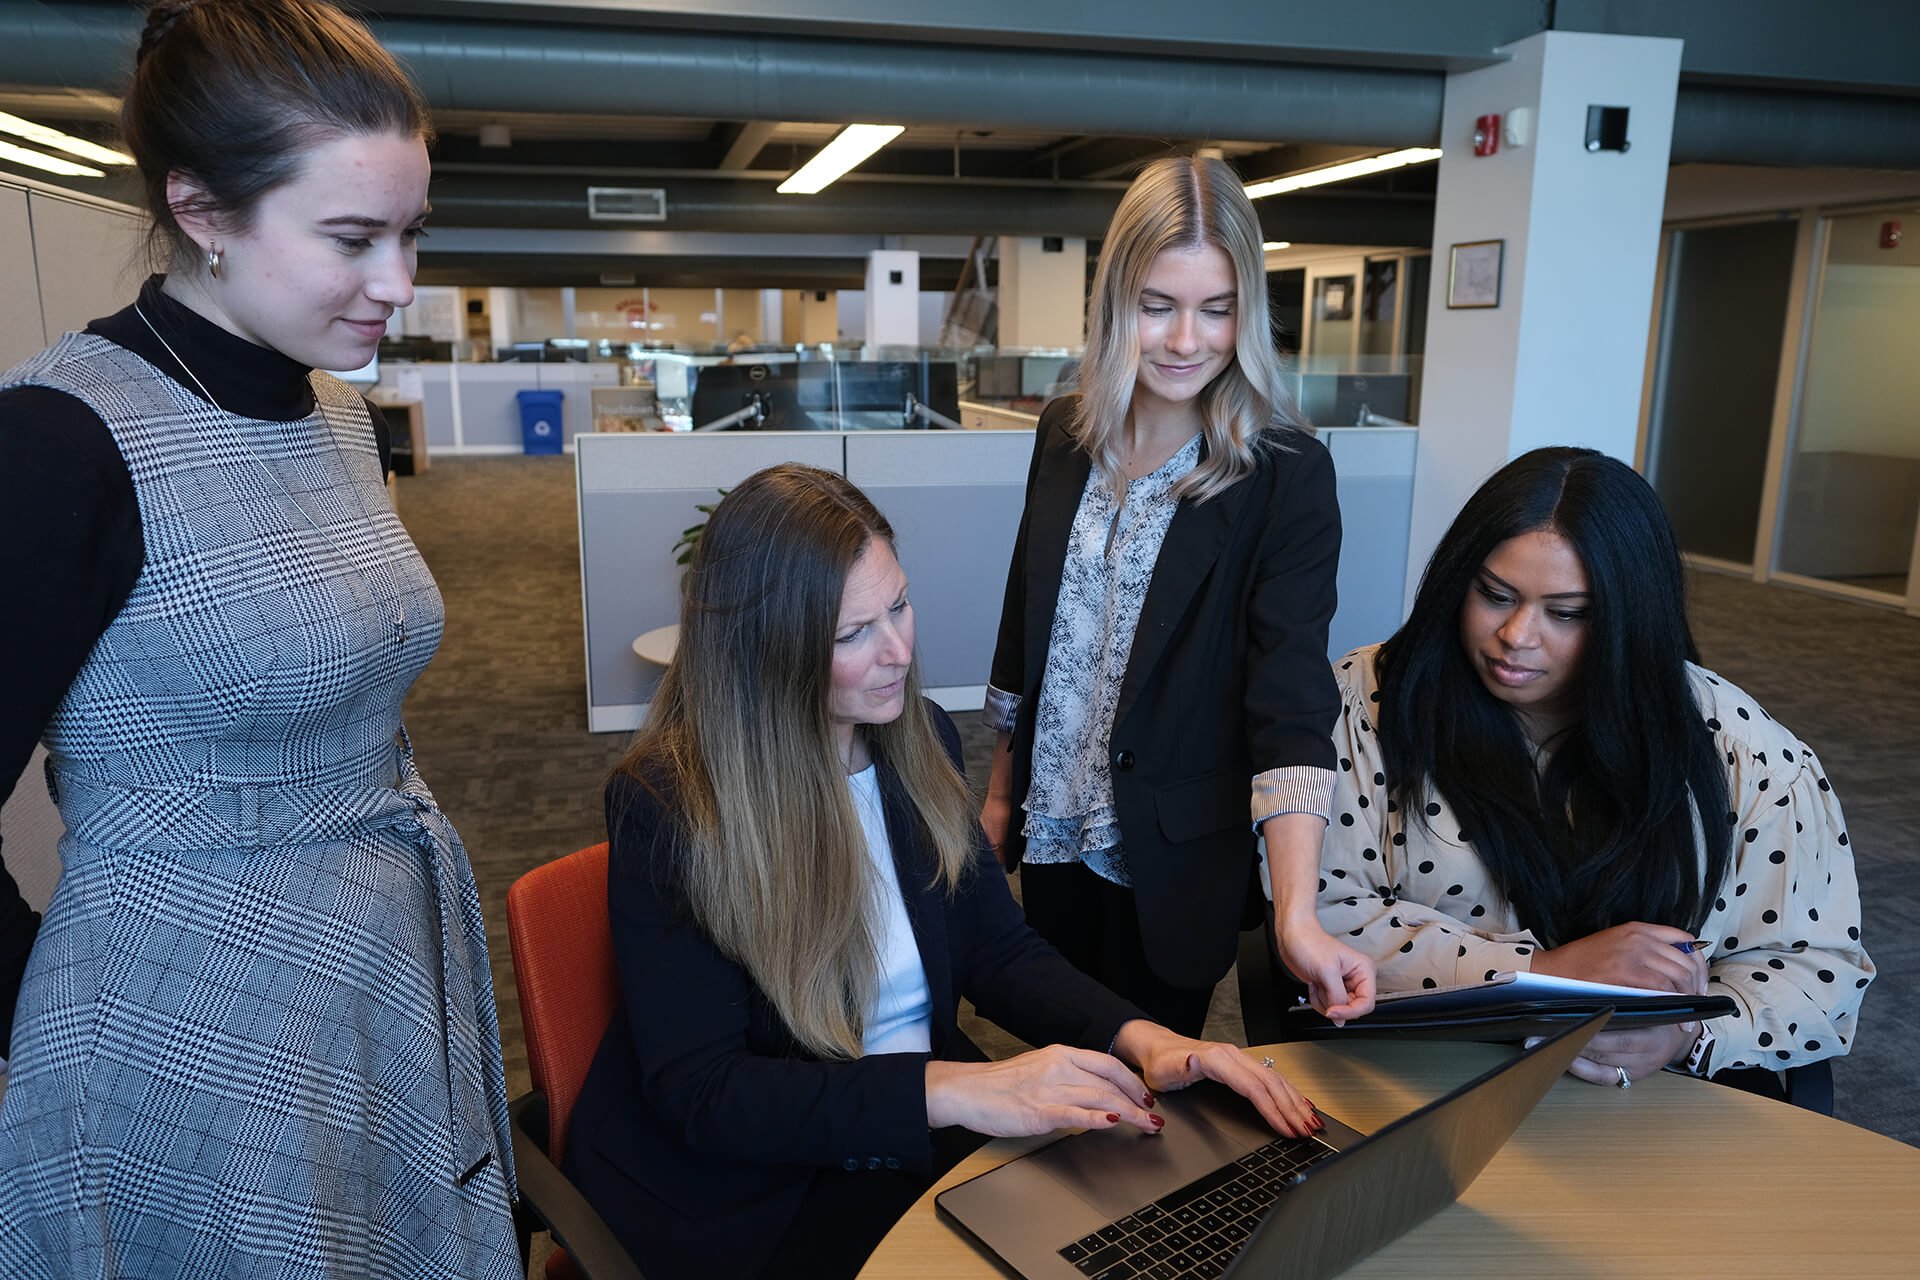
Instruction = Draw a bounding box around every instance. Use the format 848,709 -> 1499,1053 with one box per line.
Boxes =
563,704 -> 1144,1279
991,397 -> 1342,990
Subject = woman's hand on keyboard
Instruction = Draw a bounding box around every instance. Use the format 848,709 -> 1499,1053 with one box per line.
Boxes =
1113,1021 -> 1324,1138
925,1044 -> 1162,1137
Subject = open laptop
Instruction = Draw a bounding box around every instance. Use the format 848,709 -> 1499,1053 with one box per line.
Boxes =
936,1010 -> 1609,1279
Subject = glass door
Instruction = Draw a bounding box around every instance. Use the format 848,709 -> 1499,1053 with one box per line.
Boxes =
1645,219 -> 1799,569
1772,206 -> 1920,606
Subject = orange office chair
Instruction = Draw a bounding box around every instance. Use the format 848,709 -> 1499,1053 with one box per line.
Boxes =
506,841 -> 645,1280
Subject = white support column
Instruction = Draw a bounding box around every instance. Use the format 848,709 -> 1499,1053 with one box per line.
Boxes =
997,235 -> 1088,349
864,249 -> 921,352
1406,30 -> 1682,610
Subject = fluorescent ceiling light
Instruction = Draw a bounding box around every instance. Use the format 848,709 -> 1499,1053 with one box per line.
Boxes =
1244,147 -> 1442,199
0,111 -> 133,167
1262,241 -> 1292,252
777,124 -> 905,195
0,139 -> 104,178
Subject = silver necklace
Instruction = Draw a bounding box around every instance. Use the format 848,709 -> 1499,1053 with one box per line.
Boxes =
134,303 -> 407,641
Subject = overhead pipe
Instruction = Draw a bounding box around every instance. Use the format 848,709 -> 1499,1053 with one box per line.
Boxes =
1669,86 -> 1920,169
421,172 -> 1436,244
4,5 -> 1916,174
0,3 -> 1443,146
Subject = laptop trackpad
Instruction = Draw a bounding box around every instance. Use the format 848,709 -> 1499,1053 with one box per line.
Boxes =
1024,1096 -> 1257,1219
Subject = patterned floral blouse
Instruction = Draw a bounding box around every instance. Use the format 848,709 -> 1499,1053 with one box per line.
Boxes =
1017,436 -> 1203,884
1316,644 -> 1874,1078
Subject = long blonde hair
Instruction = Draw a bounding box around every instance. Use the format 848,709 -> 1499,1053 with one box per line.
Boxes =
615,464 -> 977,1059
1074,154 -> 1304,502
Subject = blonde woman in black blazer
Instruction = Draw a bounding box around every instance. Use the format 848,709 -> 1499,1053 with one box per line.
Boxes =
981,156 -> 1376,1035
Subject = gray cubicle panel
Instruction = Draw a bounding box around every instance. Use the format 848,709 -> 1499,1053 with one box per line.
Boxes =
0,185 -> 41,368
577,431 -> 846,732
1318,426 -> 1417,658
30,190 -> 143,342
843,430 -> 1035,707
577,425 -> 1418,733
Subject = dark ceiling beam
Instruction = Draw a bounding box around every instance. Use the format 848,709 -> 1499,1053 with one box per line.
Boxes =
1048,138 -> 1191,182
714,120 -> 779,170
1553,0 -> 1920,97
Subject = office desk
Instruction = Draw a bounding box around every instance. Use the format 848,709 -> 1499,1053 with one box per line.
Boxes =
860,1039 -> 1920,1279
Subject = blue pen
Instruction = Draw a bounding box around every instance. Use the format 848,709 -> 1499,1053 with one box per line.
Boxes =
1673,939 -> 1712,955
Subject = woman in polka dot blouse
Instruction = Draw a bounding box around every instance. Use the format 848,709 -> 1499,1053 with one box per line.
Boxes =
1314,448 -> 1871,1092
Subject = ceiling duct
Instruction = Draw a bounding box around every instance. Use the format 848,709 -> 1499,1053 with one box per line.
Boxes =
422,173 -> 1436,245
2,5 -> 1915,177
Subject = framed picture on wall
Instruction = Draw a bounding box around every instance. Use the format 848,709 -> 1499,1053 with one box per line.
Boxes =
1447,239 -> 1504,309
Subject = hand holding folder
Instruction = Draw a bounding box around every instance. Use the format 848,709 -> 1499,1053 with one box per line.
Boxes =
1283,970 -> 1737,1042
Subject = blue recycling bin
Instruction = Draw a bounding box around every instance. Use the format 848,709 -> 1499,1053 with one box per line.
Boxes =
515,389 -> 565,455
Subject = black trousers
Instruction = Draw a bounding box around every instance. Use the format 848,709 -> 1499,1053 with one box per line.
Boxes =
1019,860 -> 1216,1038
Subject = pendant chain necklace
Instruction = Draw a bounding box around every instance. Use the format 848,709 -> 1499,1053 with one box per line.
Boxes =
134,303 -> 407,640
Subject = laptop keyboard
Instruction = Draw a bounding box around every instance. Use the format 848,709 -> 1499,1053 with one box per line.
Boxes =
1055,1134 -> 1337,1279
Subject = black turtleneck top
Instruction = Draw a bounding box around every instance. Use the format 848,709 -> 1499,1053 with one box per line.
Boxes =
0,276 -> 390,1052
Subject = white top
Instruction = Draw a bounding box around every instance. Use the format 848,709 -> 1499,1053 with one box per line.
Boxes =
850,765 -> 933,1056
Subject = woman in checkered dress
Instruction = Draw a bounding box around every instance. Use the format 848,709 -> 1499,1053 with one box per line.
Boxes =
0,4 -> 517,1276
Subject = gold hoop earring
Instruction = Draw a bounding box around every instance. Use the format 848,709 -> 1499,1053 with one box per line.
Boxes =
206,246 -> 221,279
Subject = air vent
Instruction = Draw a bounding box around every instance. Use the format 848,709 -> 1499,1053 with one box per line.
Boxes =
588,187 -> 667,222
599,272 -> 637,287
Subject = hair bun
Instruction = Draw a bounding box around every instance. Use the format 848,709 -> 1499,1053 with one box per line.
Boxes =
138,1 -> 202,64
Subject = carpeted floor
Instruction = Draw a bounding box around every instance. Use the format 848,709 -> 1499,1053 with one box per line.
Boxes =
394,456 -> 1917,1159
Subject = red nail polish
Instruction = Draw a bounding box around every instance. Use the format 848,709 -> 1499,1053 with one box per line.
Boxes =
1106,1113 -> 1120,1124
1144,1092 -> 1156,1108
1149,1114 -> 1165,1129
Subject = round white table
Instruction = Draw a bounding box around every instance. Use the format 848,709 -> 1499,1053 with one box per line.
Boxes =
630,623 -> 680,666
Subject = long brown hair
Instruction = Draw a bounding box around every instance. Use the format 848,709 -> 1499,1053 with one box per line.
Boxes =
1075,154 -> 1304,502
615,464 -> 977,1059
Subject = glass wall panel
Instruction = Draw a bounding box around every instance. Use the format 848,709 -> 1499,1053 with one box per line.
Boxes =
1775,207 -> 1920,598
1646,220 -> 1797,565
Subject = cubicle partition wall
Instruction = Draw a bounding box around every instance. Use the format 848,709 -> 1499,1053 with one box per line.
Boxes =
375,360 -> 619,453
575,429 -> 1033,732
576,425 -> 1418,733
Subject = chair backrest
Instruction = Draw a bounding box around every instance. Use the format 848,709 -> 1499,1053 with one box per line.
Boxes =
506,841 -> 619,1168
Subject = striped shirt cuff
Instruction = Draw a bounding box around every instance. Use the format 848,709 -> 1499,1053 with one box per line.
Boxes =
1251,765 -> 1336,827
982,684 -> 1022,734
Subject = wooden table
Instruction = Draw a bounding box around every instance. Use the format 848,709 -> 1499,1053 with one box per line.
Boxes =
861,1039 -> 1920,1279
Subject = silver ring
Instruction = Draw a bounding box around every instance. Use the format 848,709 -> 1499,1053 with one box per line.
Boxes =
1260,1057 -> 1276,1071
1614,1065 -> 1632,1090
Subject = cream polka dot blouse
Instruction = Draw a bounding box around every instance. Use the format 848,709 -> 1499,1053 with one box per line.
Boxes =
1316,644 -> 1873,1077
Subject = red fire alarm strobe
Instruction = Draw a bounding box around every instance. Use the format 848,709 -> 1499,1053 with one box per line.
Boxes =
1473,113 -> 1501,156
1882,221 -> 1904,249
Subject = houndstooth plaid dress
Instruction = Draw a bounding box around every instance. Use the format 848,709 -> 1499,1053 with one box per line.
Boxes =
0,333 -> 518,1278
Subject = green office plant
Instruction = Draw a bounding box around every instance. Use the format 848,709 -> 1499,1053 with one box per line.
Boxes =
672,488 -> 728,567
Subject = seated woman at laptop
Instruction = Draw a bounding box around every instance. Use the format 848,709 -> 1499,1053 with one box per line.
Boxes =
1314,448 -> 1871,1093
565,464 -> 1323,1280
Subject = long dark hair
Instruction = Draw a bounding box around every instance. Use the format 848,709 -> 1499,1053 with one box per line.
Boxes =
123,0 -> 431,269
1374,447 -> 1730,945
